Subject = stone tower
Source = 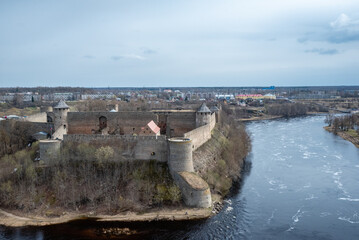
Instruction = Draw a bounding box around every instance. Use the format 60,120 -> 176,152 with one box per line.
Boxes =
52,100 -> 69,139
167,137 -> 211,208
196,102 -> 212,128
167,137 -> 194,175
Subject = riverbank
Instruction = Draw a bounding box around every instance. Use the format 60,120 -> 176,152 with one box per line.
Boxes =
237,115 -> 282,122
237,112 -> 326,122
324,126 -> 359,148
0,207 -> 211,227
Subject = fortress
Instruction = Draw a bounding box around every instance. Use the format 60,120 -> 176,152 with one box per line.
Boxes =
36,100 -> 219,208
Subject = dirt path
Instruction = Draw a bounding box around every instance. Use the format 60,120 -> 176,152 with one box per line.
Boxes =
0,209 -> 31,221
0,208 -> 212,227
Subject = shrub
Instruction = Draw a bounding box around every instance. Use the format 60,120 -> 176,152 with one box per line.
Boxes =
95,146 -> 114,162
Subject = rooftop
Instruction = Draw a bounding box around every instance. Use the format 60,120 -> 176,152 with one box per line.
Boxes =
54,100 -> 69,109
197,103 -> 211,113
178,172 -> 209,190
152,109 -> 195,113
210,106 -> 219,112
147,120 -> 160,134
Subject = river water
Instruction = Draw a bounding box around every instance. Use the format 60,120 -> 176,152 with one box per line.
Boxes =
1,115 -> 359,239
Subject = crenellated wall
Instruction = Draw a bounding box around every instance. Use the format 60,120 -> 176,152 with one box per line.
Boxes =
67,112 -> 158,135
184,113 -> 216,150
152,111 -> 196,137
165,112 -> 196,137
23,112 -> 47,123
63,134 -> 168,162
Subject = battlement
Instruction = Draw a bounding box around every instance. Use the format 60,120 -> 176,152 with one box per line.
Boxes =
37,101 -> 218,208
63,134 -> 166,142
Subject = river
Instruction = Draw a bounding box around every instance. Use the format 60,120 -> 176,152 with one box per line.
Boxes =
1,115 -> 359,239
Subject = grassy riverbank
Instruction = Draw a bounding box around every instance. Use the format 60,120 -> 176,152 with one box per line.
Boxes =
324,113 -> 359,148
324,126 -> 359,148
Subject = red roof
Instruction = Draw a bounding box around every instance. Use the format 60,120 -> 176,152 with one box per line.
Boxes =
147,120 -> 160,134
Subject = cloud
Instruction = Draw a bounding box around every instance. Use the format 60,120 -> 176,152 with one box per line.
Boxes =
83,55 -> 95,59
297,37 -> 308,43
124,54 -> 145,60
330,14 -> 351,29
330,13 -> 359,29
305,48 -> 339,55
328,14 -> 359,43
111,54 -> 145,61
141,48 -> 157,55
326,32 -> 359,43
111,56 -> 123,61
298,14 -> 359,44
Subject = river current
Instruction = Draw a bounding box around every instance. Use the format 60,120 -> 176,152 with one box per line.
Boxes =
1,115 -> 359,239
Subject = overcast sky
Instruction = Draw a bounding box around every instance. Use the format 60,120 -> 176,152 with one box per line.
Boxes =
1,0 -> 359,87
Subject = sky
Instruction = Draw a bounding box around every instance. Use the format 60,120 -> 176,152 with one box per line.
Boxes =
1,0 -> 359,87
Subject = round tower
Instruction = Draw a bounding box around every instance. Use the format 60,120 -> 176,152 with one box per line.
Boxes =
168,137 -> 194,174
53,100 -> 69,133
196,102 -> 212,128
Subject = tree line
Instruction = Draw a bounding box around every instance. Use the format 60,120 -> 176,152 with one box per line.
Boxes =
0,142 -> 181,214
265,102 -> 308,117
325,113 -> 359,134
0,121 -> 41,158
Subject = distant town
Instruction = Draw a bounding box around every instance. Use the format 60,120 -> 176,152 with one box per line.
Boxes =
1,86 -> 359,116
1,86 -> 359,101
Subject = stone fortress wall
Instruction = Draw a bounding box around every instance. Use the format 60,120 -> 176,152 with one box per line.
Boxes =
184,113 -> 216,151
156,111 -> 197,137
36,101 -> 217,208
64,134 -> 168,162
23,112 -> 48,123
67,111 -> 158,135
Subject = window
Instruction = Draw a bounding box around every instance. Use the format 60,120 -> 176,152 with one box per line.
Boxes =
99,116 -> 107,129
151,152 -> 156,156
47,116 -> 53,123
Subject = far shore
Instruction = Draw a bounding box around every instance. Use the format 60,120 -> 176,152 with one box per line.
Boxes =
237,115 -> 282,122
0,207 -> 212,227
237,112 -> 325,122
324,126 -> 359,148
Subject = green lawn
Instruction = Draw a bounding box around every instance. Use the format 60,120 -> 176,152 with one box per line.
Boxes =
347,129 -> 359,138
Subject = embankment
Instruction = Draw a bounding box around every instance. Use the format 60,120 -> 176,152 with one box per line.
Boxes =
0,208 -> 211,227
324,126 -> 359,148
193,118 -> 251,198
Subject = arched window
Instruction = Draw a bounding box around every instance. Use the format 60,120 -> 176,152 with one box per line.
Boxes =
99,116 -> 107,129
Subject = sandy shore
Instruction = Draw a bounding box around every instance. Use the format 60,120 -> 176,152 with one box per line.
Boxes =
0,207 -> 212,227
